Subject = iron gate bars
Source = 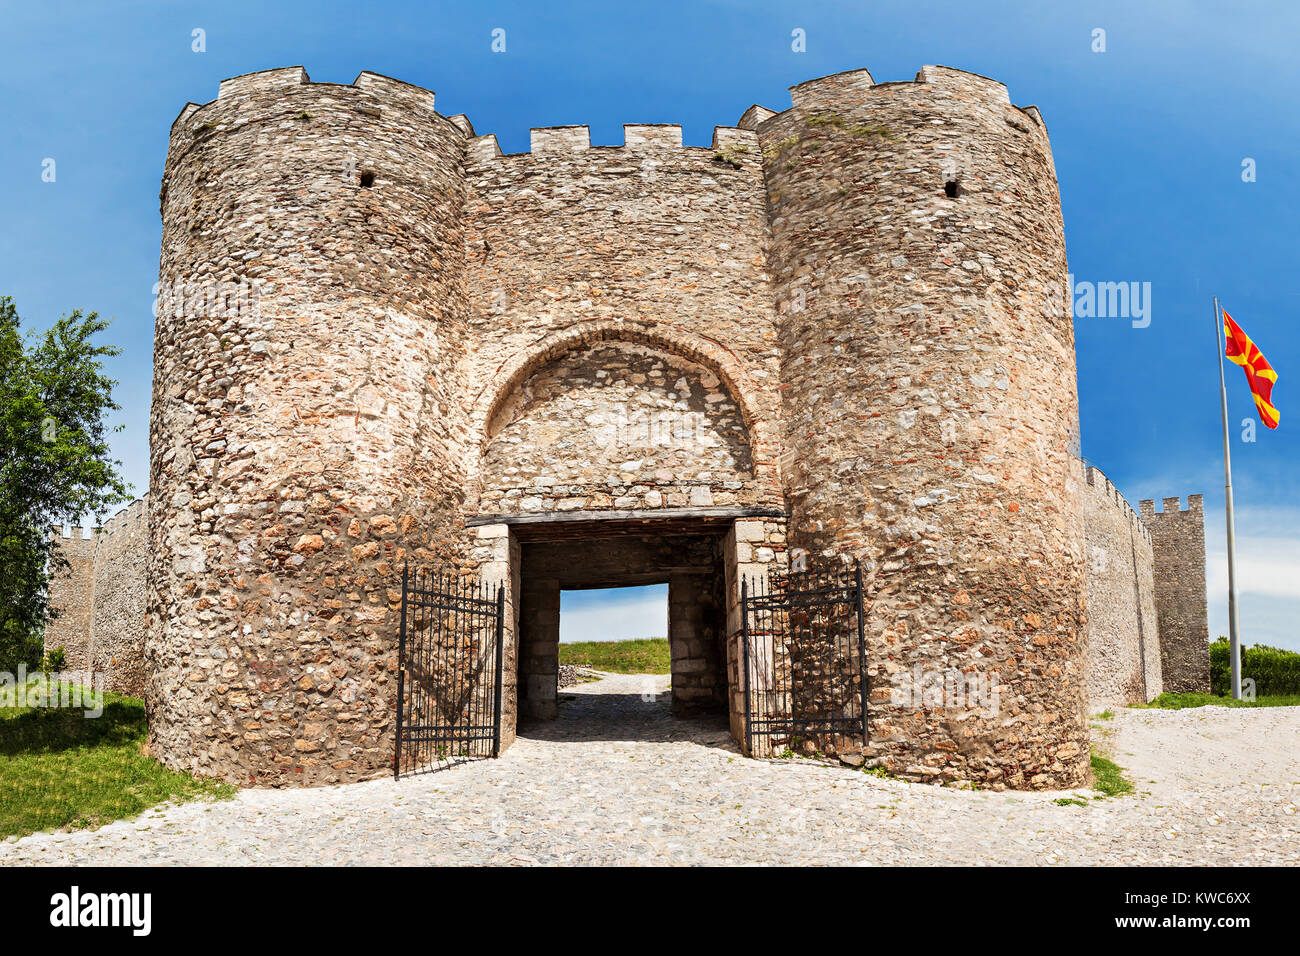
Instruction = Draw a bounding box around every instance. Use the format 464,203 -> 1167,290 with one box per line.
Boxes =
741,562 -> 868,758
394,566 -> 505,779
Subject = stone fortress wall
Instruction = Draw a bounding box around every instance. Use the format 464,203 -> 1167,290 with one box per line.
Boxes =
43,497 -> 149,696
1080,466 -> 1161,709
1140,495 -> 1211,693
461,111 -> 784,517
84,62 -> 1216,789
47,469 -> 1205,714
43,528 -> 97,672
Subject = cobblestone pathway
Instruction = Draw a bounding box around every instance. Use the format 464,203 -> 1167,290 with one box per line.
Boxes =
3,674 -> 1297,865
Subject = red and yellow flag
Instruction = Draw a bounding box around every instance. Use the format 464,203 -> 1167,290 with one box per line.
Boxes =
1223,310 -> 1279,429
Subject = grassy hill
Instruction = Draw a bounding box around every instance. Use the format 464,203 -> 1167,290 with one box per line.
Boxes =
558,638 -> 670,674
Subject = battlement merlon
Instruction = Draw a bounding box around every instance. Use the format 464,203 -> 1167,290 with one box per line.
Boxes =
47,498 -> 147,544
1082,463 -> 1152,543
530,125 -> 591,156
1139,495 -> 1205,519
737,105 -> 777,131
217,65 -> 310,100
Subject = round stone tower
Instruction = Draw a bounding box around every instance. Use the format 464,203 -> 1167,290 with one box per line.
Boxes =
752,66 -> 1088,789
148,68 -> 471,785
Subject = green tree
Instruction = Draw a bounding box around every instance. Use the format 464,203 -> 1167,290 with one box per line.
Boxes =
0,296 -> 129,671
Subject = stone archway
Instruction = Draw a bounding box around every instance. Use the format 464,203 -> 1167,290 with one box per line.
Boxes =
466,333 -> 789,748
466,321 -> 784,513
480,339 -> 758,517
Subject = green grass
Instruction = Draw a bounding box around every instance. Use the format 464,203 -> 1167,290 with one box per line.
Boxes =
558,638 -> 671,674
0,678 -> 234,839
1054,797 -> 1089,807
1135,691 -> 1300,710
1089,748 -> 1135,797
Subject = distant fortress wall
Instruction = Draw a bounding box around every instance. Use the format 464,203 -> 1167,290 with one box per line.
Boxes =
1140,494 -> 1211,694
44,526 -> 97,673
44,496 -> 149,696
1080,465 -> 1162,708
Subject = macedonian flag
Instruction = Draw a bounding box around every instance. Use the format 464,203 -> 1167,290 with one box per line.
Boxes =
1223,310 -> 1280,429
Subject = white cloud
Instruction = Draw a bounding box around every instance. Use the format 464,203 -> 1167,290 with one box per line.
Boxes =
1208,537 -> 1300,601
1206,531 -> 1300,653
559,590 -> 667,644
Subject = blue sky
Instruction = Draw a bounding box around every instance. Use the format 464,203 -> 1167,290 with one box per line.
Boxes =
561,586 -> 667,644
2,1 -> 1296,649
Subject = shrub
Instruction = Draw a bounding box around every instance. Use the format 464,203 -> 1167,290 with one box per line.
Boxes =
40,646 -> 66,672
1209,638 -> 1300,696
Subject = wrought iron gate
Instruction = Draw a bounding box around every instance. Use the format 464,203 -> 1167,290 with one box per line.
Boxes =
741,563 -> 868,757
395,567 -> 505,779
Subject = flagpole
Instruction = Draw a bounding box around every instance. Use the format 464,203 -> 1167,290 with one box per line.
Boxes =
1214,296 -> 1243,700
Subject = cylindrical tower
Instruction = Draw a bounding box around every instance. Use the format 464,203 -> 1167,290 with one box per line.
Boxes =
757,66 -> 1088,789
148,68 -> 470,785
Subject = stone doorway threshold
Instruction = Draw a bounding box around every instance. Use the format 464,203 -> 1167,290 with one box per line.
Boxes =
516,671 -> 736,751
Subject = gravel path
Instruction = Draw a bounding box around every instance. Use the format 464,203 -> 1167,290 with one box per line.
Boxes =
3,675 -> 1297,865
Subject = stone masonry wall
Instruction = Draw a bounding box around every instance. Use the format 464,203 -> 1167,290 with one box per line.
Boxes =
461,121 -> 784,518
464,523 -> 520,750
1140,495 -> 1210,693
668,563 -> 728,714
89,498 -> 149,697
517,574 -> 561,720
1081,467 -> 1161,709
481,342 -> 756,516
44,499 -> 149,697
724,516 -> 789,746
44,527 -> 96,669
755,67 -> 1089,789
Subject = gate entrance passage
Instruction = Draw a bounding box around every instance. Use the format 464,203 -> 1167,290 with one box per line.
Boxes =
514,515 -> 731,722
399,509 -> 874,768
398,509 -> 875,768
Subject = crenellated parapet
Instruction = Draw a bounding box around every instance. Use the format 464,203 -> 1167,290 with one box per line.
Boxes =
465,123 -> 758,162
1083,464 -> 1152,546
1139,495 -> 1205,520
742,64 -> 1047,138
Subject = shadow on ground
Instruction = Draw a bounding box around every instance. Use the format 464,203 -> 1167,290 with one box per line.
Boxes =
517,683 -> 737,750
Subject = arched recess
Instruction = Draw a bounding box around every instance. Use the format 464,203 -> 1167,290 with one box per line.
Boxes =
467,321 -> 782,516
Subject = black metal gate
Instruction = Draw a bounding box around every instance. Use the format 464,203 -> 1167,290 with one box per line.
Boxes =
741,563 -> 868,757
395,567 -> 505,779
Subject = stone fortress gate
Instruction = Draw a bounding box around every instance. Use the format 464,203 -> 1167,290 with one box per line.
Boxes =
44,63 -> 1209,790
